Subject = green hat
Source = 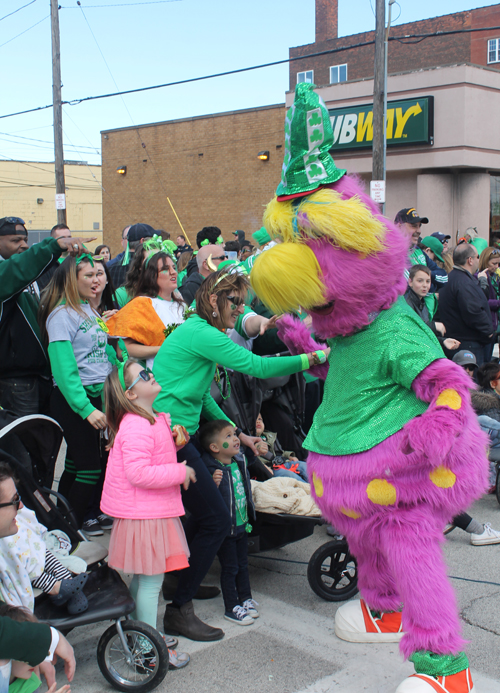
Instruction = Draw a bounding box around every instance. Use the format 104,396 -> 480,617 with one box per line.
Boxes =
252,227 -> 271,246
471,238 -> 488,255
276,82 -> 346,200
421,236 -> 444,262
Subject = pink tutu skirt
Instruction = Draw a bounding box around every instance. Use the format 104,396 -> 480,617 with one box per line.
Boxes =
108,517 -> 190,575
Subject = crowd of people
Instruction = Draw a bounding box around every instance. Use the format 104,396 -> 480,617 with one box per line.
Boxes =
0,206 -> 499,688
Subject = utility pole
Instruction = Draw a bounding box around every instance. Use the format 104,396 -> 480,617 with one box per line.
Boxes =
371,0 -> 385,186
51,0 -> 66,225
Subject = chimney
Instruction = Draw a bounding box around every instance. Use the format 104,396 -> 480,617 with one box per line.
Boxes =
316,0 -> 338,43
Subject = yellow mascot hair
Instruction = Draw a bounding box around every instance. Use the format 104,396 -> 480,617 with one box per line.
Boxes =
263,187 -> 385,255
250,243 -> 325,315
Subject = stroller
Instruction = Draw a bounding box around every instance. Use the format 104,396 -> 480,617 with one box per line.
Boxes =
211,360 -> 359,603
0,411 -> 169,693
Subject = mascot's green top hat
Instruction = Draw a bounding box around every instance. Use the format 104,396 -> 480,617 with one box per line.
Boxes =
276,82 -> 346,201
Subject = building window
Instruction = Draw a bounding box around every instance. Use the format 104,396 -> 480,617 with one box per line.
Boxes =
488,38 -> 500,63
297,70 -> 314,84
330,64 -> 348,84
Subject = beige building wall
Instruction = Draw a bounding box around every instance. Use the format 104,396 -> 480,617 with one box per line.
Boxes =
0,160 -> 103,249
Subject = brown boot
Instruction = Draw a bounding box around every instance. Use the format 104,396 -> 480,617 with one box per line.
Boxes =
163,601 -> 225,641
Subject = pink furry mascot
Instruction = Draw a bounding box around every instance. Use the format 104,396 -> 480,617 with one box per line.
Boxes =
250,83 -> 488,693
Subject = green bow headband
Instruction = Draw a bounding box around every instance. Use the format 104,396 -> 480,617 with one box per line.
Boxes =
211,271 -> 232,292
200,236 -> 224,247
144,234 -> 176,266
75,252 -> 95,267
116,339 -> 129,391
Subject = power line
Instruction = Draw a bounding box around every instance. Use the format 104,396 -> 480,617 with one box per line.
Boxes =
0,13 -> 49,49
61,0 -> 181,7
0,0 -> 37,22
0,130 -> 100,151
2,24 -> 500,121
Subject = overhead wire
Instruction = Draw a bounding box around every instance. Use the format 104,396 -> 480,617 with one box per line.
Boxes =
0,0 -> 37,22
77,1 -> 182,227
61,0 -> 181,7
0,130 -> 100,151
0,13 -> 49,49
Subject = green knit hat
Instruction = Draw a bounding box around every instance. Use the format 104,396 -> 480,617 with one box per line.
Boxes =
276,82 -> 346,200
252,227 -> 271,246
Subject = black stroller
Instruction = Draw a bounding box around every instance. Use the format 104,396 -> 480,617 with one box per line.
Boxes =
211,361 -> 359,603
0,411 -> 169,693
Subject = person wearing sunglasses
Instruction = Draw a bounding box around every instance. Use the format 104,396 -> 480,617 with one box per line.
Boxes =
39,255 -> 112,535
477,246 -> 500,361
178,244 -> 226,307
0,216 -> 93,418
154,268 -> 329,642
0,462 -> 77,690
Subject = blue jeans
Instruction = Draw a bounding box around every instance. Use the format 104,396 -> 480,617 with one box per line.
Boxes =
172,440 -> 231,607
273,460 -> 309,482
0,375 -> 51,417
217,528 -> 252,613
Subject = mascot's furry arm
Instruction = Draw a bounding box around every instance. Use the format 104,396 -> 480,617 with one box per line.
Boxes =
277,314 -> 329,380
404,358 -> 479,464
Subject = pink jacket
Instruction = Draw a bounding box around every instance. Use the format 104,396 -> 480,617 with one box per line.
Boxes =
101,412 -> 186,520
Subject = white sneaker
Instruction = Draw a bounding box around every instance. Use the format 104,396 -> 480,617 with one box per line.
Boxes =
242,598 -> 259,618
224,605 -> 254,625
470,522 -> 500,546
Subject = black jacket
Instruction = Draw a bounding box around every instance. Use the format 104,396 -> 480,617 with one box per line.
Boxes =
0,238 -> 62,378
436,266 -> 493,344
178,272 -> 204,306
204,453 -> 256,536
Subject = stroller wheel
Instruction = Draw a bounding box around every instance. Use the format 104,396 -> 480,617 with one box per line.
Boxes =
97,620 -> 168,692
307,539 -> 358,602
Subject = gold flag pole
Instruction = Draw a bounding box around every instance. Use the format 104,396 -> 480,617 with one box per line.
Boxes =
167,197 -> 190,244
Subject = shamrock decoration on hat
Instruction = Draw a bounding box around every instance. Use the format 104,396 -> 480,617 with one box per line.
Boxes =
277,82 -> 346,201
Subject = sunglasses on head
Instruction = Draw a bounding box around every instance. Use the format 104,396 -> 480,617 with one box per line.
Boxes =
226,295 -> 245,307
0,492 -> 21,510
0,217 -> 25,231
127,368 -> 153,391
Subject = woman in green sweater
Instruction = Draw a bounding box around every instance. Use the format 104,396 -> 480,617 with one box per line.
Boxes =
39,255 -> 112,532
155,268 -> 327,641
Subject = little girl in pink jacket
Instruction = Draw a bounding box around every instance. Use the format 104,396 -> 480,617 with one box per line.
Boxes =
101,359 -> 196,669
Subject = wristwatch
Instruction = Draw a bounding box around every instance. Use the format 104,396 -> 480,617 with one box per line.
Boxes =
235,427 -> 243,437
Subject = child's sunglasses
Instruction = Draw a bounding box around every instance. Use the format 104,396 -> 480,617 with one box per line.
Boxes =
126,368 -> 153,391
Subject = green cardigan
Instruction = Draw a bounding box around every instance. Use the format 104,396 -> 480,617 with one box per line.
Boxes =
153,314 -> 308,434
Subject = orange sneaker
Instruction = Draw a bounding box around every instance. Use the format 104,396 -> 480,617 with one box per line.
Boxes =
334,599 -> 403,643
395,668 -> 474,692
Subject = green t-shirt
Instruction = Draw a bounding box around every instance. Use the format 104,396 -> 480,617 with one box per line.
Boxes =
153,314 -> 307,434
409,247 -> 427,266
304,297 -> 444,456
115,285 -> 132,308
9,673 -> 41,693
230,461 -> 248,526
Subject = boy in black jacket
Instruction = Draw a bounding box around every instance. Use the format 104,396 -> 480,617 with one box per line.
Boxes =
199,420 -> 258,626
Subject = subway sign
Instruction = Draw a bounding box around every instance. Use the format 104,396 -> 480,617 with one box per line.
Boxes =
328,96 -> 434,151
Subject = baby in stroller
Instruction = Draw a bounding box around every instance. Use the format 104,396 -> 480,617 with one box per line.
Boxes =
254,413 -> 308,482
0,503 -> 88,614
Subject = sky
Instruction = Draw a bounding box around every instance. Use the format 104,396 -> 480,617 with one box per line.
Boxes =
0,0 -> 499,166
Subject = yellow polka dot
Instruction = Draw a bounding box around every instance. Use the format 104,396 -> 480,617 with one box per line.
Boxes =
312,472 -> 324,498
436,389 -> 462,410
429,466 -> 456,489
366,479 -> 397,506
340,507 -> 361,519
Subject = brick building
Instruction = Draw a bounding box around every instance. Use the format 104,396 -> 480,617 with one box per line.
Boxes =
101,104 -> 285,253
290,2 -> 500,88
102,1 -> 500,248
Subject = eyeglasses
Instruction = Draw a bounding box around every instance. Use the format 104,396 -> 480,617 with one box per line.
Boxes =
226,295 -> 245,307
0,217 -> 25,231
126,368 -> 153,391
0,493 -> 22,510
211,255 -> 226,262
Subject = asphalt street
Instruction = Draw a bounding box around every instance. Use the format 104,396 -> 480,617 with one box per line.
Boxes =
56,493 -> 500,693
